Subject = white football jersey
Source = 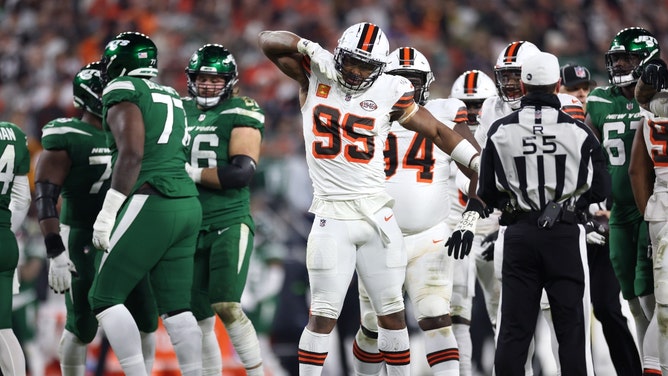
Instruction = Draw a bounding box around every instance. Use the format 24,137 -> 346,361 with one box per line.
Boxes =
302,70 -> 414,203
641,108 -> 668,221
384,98 -> 467,234
476,93 -> 584,147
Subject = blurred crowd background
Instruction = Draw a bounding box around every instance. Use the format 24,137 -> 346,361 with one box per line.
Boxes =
3,0 -> 667,375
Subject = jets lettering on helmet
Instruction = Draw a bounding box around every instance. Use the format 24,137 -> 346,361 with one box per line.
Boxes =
106,39 -> 131,51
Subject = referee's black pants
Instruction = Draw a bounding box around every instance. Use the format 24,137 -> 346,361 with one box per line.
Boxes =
588,242 -> 642,375
495,220 -> 589,376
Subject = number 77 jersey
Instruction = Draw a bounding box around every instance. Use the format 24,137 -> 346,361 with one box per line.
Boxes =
41,117 -> 111,228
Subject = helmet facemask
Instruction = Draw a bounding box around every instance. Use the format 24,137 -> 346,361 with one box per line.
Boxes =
605,27 -> 661,87
333,22 -> 389,93
494,67 -> 523,102
385,47 -> 435,105
185,44 -> 238,109
73,61 -> 104,118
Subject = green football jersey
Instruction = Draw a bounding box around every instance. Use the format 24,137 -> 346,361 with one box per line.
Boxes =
184,96 -> 265,229
587,85 -> 643,214
102,76 -> 197,198
0,121 -> 30,228
41,118 -> 111,228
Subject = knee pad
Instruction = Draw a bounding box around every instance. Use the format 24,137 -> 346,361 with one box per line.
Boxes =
361,310 -> 378,332
212,302 -> 244,324
415,294 -> 449,321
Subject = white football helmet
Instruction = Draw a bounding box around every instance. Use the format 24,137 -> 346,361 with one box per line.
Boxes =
494,41 -> 540,102
334,22 -> 389,92
385,47 -> 435,105
450,70 -> 496,125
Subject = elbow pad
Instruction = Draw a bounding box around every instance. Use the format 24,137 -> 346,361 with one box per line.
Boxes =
35,181 -> 61,221
216,155 -> 257,189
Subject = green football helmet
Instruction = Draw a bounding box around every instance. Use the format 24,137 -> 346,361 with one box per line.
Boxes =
185,44 -> 238,108
101,31 -> 157,86
73,61 -> 103,117
605,27 -> 660,87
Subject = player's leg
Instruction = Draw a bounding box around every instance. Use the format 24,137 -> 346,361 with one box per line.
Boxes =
357,207 -> 409,375
649,220 -> 668,374
0,230 -> 26,376
209,221 -> 264,376
59,226 -> 98,376
148,196 -> 203,376
352,279 -> 383,376
190,235 -> 223,376
299,215 -> 360,375
125,275 -> 159,375
452,240 -> 476,376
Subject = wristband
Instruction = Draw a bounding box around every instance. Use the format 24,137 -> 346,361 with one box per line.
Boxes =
451,140 -> 479,172
45,232 -> 66,258
101,188 -> 127,216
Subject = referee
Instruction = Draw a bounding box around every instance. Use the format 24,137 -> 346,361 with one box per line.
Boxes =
478,52 -> 610,376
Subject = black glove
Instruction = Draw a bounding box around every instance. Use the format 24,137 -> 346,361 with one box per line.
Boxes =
480,230 -> 498,261
446,199 -> 486,259
640,59 -> 668,91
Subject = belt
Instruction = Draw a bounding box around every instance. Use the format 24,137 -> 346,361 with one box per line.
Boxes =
135,183 -> 163,196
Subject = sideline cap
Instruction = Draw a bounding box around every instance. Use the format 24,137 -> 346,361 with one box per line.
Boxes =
521,52 -> 560,85
560,64 -> 596,87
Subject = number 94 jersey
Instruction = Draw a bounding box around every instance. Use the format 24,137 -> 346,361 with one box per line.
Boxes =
384,98 -> 467,234
302,71 -> 415,201
41,117 -> 110,228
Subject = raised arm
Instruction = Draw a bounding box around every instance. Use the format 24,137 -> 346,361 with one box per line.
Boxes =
257,31 -> 309,91
628,121 -> 654,215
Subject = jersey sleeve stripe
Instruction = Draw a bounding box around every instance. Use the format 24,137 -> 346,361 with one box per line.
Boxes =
219,108 -> 265,123
392,93 -> 415,109
102,80 -> 135,95
42,127 -> 92,137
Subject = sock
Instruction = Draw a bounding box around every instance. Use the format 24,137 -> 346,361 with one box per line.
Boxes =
422,325 -> 459,376
140,331 -> 156,375
0,328 -> 26,376
225,313 -> 264,375
639,294 -> 656,321
298,328 -> 329,376
352,327 -> 383,376
628,297 -> 650,358
23,341 -> 45,376
162,312 -> 202,376
378,327 -> 410,375
198,317 -> 223,376
658,303 -> 668,374
643,312 -> 661,374
96,304 -> 146,376
58,329 -> 86,376
452,323 -> 471,376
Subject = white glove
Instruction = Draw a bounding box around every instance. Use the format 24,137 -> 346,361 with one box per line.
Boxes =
297,38 -> 337,81
48,251 -> 77,294
185,163 -> 203,183
586,231 -> 607,245
93,189 -> 127,251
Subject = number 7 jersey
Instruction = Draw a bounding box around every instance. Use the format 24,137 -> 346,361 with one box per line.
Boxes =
302,71 -> 415,201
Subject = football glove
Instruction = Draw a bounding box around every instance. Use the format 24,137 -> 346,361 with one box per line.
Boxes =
48,251 -> 77,294
185,163 -> 203,183
446,199 -> 486,259
640,59 -> 668,91
584,220 -> 607,246
297,38 -> 337,81
92,188 -> 126,251
480,230 -> 498,261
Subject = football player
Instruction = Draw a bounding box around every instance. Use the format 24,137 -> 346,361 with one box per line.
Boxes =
258,22 -> 482,375
183,44 -> 266,376
352,46 -> 480,376
0,120 -> 30,376
448,69 -> 499,376
586,26 -> 660,374
35,62 -> 160,376
88,32 -> 202,376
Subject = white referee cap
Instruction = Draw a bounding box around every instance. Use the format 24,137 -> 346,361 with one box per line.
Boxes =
521,52 -> 560,85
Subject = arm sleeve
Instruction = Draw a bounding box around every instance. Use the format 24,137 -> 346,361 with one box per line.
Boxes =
10,175 -> 31,233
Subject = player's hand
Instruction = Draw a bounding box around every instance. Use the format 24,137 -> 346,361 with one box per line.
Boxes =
48,251 -> 77,294
92,189 -> 126,252
297,38 -> 337,81
640,59 -> 668,91
185,163 -> 202,183
480,230 -> 498,261
584,220 -> 607,246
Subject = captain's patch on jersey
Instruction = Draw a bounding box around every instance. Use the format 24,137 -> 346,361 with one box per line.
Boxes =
316,84 -> 331,98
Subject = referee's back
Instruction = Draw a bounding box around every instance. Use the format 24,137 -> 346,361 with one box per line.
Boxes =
479,51 -> 609,376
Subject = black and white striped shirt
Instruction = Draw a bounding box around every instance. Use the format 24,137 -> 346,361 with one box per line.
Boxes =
478,92 -> 609,212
